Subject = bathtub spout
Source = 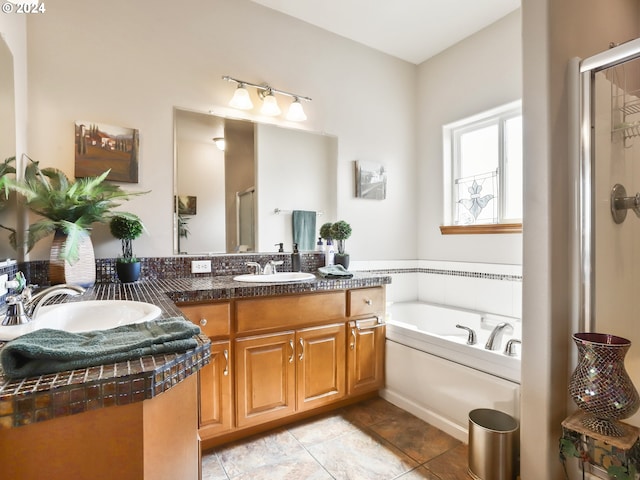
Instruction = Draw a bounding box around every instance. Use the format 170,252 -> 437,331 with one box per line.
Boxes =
485,322 -> 513,350
455,324 -> 477,345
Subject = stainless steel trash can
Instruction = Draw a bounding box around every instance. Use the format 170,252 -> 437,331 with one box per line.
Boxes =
468,408 -> 519,480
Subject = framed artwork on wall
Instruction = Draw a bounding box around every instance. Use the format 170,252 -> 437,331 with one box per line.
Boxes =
176,195 -> 197,215
355,160 -> 387,200
75,121 -> 140,183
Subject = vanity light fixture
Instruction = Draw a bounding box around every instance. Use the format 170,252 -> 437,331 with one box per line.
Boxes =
260,89 -> 281,116
212,137 -> 226,151
286,97 -> 307,122
222,75 -> 311,121
229,83 -> 253,110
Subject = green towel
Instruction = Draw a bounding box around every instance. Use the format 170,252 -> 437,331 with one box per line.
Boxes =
317,264 -> 353,279
0,318 -> 201,379
292,210 -> 316,251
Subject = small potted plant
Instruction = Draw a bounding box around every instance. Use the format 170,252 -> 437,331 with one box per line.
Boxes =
330,220 -> 352,269
109,214 -> 144,283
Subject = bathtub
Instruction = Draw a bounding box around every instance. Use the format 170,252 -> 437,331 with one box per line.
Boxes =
381,301 -> 521,442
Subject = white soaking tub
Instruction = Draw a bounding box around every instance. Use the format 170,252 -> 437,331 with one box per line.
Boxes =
381,301 -> 521,442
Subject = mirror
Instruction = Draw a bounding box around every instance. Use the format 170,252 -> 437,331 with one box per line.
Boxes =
174,108 -> 337,254
0,33 -> 16,260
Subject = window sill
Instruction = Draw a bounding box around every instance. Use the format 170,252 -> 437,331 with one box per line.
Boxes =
439,223 -> 522,235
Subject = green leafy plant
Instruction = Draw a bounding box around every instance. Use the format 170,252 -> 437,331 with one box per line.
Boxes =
330,220 -> 352,255
1,158 -> 147,263
319,222 -> 333,241
560,430 -> 639,480
109,214 -> 144,263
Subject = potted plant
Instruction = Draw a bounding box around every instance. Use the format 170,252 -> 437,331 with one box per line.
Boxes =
1,158 -> 146,286
109,214 -> 144,283
330,220 -> 352,269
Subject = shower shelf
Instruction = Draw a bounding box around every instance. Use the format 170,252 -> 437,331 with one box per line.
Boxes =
612,121 -> 640,140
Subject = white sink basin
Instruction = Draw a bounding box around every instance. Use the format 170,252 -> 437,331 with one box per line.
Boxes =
0,300 -> 162,341
233,272 -> 316,283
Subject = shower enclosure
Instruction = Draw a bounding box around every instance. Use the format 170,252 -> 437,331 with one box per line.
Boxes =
578,38 -> 640,430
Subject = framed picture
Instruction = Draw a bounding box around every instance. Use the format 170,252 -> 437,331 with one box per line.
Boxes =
355,160 -> 387,200
75,121 -> 139,183
176,195 -> 197,215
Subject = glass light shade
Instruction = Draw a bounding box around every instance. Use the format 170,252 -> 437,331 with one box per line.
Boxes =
229,85 -> 253,110
261,93 -> 281,116
286,99 -> 307,121
213,137 -> 226,151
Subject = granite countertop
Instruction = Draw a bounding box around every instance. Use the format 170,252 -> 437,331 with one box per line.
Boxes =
0,272 -> 390,429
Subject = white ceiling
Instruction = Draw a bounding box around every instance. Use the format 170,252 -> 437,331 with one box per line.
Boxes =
251,0 -> 520,64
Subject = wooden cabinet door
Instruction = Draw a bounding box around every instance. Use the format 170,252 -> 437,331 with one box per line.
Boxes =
235,332 -> 296,428
198,340 -> 233,440
296,323 -> 346,412
347,318 -> 385,395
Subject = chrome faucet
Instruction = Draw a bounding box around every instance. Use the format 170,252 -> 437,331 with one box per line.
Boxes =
245,261 -> 263,275
263,260 -> 284,275
485,322 -> 513,350
455,324 -> 477,345
2,280 -> 86,326
504,339 -> 522,356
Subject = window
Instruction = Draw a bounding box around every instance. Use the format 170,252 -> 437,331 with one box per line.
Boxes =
442,101 -> 522,233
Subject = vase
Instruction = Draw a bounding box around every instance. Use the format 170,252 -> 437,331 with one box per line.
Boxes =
569,332 -> 640,436
49,230 -> 96,287
116,261 -> 141,283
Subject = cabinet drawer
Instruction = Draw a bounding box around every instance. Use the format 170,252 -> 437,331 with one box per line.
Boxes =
179,303 -> 231,337
347,287 -> 385,317
236,292 -> 346,334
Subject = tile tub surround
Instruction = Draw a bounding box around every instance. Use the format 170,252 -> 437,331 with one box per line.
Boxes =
0,273 -> 391,429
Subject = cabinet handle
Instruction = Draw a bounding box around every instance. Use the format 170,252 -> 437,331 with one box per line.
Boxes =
199,318 -> 207,326
223,349 -> 229,376
350,328 -> 356,350
289,339 -> 294,363
355,317 -> 385,331
364,298 -> 373,305
298,338 -> 304,361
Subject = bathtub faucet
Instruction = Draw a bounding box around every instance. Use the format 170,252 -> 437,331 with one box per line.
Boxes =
455,324 -> 477,345
485,322 -> 513,350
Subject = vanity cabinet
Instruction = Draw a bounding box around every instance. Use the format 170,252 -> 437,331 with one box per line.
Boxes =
178,302 -> 233,441
179,286 -> 385,447
347,288 -> 386,395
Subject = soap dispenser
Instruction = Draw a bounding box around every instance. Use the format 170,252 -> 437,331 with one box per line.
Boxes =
275,243 -> 284,253
292,243 -> 301,272
316,237 -> 324,252
325,239 -> 335,266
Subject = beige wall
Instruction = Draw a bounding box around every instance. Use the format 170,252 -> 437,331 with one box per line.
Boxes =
24,0 -> 417,261
521,0 -> 640,478
417,10 -> 523,265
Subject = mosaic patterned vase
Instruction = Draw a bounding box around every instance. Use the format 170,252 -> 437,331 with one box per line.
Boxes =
569,332 -> 640,437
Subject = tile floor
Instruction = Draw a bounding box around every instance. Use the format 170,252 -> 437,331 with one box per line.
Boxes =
201,397 -> 470,480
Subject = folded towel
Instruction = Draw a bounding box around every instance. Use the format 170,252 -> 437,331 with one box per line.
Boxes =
317,264 -> 354,279
292,210 -> 316,251
0,318 -> 201,379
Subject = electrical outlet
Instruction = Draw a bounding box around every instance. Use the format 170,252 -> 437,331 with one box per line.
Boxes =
0,274 -> 7,296
191,260 -> 212,274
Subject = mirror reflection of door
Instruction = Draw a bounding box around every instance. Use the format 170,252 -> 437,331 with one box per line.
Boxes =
0,34 -> 16,259
236,188 -> 255,252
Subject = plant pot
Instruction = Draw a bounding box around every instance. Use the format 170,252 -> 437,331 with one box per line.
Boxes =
116,261 -> 141,283
334,253 -> 350,270
49,230 -> 96,287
